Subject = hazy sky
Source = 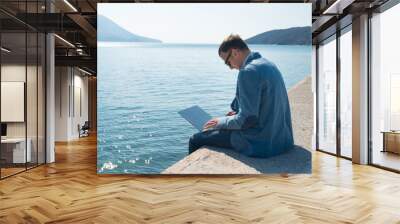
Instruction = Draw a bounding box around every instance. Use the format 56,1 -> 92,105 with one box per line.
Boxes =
98,3 -> 311,44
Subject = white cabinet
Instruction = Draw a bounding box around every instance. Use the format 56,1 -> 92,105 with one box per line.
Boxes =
1,138 -> 32,163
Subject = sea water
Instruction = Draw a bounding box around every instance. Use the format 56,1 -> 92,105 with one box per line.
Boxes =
97,43 -> 311,174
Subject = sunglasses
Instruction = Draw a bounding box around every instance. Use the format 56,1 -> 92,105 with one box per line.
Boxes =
224,50 -> 233,67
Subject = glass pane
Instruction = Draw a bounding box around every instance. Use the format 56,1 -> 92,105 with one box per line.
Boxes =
27,31 -> 38,169
1,31 -> 27,177
340,29 -> 352,158
318,37 -> 337,154
371,4 -> 400,171
38,33 -> 45,165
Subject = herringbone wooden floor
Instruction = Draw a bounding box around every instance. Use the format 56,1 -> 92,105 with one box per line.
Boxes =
1,135 -> 400,224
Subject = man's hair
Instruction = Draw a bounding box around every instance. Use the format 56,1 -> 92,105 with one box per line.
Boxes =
218,34 -> 249,55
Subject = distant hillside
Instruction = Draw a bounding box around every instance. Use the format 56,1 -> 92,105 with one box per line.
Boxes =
97,15 -> 162,43
246,27 -> 311,45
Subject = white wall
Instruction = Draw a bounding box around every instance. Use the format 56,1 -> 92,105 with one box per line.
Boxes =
312,45 -> 317,150
1,65 -> 39,138
1,65 -> 26,131
54,67 -> 89,141
1,63 -> 46,164
55,66 -> 70,141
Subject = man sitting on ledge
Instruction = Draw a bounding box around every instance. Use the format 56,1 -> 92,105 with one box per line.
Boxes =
189,34 -> 294,158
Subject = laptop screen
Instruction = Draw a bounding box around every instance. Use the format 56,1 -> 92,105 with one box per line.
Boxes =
178,105 -> 212,131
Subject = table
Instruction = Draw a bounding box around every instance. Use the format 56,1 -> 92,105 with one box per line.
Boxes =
381,131 -> 400,154
1,138 -> 32,163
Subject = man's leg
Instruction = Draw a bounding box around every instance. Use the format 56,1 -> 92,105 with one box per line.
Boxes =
188,129 -> 233,154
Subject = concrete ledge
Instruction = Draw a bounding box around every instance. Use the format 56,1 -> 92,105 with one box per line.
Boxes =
162,145 -> 311,174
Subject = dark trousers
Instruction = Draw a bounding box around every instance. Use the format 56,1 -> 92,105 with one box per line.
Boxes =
188,129 -> 233,154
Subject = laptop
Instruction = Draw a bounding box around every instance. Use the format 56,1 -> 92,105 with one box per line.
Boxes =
178,105 -> 212,131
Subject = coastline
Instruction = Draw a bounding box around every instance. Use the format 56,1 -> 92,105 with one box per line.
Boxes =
162,75 -> 313,174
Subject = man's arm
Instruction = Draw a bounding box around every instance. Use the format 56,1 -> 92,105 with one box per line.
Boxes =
215,68 -> 264,130
230,97 -> 239,112
226,98 -> 238,116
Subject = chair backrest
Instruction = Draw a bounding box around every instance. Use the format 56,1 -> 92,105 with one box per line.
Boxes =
82,121 -> 90,129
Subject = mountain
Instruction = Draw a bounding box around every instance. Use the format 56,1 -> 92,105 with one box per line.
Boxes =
97,15 -> 162,43
245,26 -> 311,45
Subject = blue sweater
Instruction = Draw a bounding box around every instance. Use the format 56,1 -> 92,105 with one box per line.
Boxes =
216,52 -> 294,157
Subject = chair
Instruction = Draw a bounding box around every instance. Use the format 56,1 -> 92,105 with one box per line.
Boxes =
79,121 -> 90,138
